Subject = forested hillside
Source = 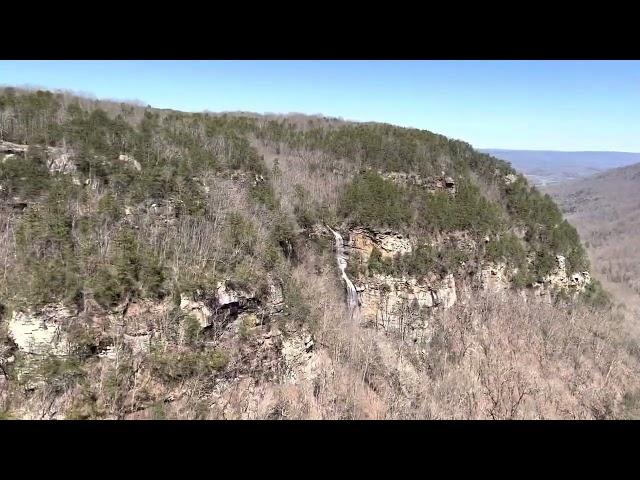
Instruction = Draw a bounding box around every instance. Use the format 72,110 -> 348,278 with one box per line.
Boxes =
0,87 -> 636,420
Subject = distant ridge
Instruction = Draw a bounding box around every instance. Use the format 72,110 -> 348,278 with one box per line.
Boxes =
480,149 -> 640,186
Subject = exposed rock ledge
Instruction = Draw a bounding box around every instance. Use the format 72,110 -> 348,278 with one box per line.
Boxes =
1,141 -> 76,175
380,171 -> 457,195
533,255 -> 591,300
479,263 -> 510,293
356,273 -> 457,334
0,141 -> 29,155
337,224 -> 593,340
8,279 -> 285,358
7,303 -> 73,356
478,255 -> 592,300
349,227 -> 412,261
1,141 -> 143,176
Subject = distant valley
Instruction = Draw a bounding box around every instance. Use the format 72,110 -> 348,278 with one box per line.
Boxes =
480,149 -> 640,186
544,162 -> 640,328
488,148 -> 640,329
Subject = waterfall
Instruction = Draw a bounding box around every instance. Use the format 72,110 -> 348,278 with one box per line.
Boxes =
327,226 -> 360,319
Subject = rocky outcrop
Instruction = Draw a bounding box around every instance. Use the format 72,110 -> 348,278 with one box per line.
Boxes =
4,277 -> 283,360
47,148 -> 76,174
216,281 -> 248,307
479,255 -> 591,300
327,223 -> 594,342
281,330 -> 315,370
329,225 -> 460,338
349,228 -> 412,261
177,280 -> 268,333
381,171 -> 430,187
118,154 -> 142,171
267,282 -> 284,314
1,141 -> 77,175
381,171 -> 457,196
504,173 -> 518,185
533,255 -> 591,299
7,304 -> 73,356
479,263 -> 510,293
180,295 -> 213,329
381,171 -> 457,195
570,271 -> 591,288
280,325 -> 322,388
1,142 -> 140,178
357,273 -> 457,336
0,141 -> 28,155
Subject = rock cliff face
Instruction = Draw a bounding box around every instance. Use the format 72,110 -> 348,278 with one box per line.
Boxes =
350,228 -> 412,261
532,255 -> 591,300
2,275 -> 311,419
326,225 -> 592,340
357,272 -> 456,340
479,263 -> 510,293
179,295 -> 213,329
1,141 -> 76,175
7,279 -> 286,358
0,140 -> 142,179
7,304 -> 72,356
340,227 -> 457,339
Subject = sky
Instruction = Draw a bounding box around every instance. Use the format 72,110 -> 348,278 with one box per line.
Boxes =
1,60 -> 639,151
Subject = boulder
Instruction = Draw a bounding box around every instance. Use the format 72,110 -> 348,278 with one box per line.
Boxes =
47,148 -> 76,174
505,173 -> 518,185
118,154 -> 142,171
216,282 -> 241,307
180,294 -> 212,329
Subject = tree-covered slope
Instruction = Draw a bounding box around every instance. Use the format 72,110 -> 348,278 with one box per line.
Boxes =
0,87 -> 599,310
0,87 -> 627,420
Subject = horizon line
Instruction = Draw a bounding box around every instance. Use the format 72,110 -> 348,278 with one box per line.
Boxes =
480,148 -> 640,154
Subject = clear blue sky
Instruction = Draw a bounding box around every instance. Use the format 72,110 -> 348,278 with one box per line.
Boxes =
1,60 -> 639,151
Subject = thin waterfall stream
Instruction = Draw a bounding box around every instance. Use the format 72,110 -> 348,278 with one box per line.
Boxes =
327,226 -> 361,319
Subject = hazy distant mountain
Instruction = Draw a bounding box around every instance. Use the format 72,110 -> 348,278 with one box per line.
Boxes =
480,149 -> 640,186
